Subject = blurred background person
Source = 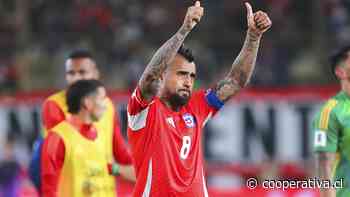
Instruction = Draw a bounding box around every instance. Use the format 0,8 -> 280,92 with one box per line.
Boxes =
313,46 -> 350,197
41,79 -> 133,196
29,49 -> 135,194
0,133 -> 38,197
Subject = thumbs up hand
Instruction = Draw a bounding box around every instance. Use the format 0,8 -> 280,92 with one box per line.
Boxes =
180,1 -> 204,34
245,2 -> 272,38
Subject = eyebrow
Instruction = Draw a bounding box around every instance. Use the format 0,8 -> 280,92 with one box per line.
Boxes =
66,69 -> 86,73
177,70 -> 196,78
66,70 -> 74,74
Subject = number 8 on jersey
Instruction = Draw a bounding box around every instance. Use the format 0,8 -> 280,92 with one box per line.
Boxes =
180,136 -> 191,160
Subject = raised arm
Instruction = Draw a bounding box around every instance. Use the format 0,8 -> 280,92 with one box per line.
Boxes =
214,2 -> 272,102
315,152 -> 337,197
138,1 -> 204,102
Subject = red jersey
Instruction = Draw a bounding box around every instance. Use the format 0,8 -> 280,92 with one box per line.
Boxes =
127,87 -> 222,197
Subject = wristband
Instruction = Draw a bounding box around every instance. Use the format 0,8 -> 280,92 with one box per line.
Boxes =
111,163 -> 120,176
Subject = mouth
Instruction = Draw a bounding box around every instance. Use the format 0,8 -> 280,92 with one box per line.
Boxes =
178,89 -> 190,96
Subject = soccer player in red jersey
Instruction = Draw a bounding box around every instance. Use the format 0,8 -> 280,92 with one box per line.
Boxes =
127,2 -> 271,196
42,80 -> 118,196
29,49 -> 135,193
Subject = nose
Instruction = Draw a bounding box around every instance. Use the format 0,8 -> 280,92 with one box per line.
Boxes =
183,82 -> 190,89
182,76 -> 192,89
72,73 -> 83,82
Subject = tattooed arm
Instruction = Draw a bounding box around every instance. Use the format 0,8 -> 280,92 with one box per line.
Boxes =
138,1 -> 204,102
315,152 -> 337,197
138,31 -> 187,102
214,3 -> 272,102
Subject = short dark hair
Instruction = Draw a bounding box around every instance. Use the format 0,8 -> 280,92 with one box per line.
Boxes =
66,79 -> 104,114
68,49 -> 94,60
330,45 -> 350,76
177,44 -> 195,63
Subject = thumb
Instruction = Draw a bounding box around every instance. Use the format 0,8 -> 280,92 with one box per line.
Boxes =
245,2 -> 253,24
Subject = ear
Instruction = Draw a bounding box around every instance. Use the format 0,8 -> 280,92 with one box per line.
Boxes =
335,66 -> 346,80
160,69 -> 167,81
94,68 -> 100,79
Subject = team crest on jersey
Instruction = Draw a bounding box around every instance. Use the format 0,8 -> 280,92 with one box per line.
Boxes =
183,113 -> 195,128
166,117 -> 175,128
314,130 -> 327,147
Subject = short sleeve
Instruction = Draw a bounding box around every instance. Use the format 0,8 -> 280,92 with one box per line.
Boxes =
312,100 -> 340,153
127,87 -> 153,132
189,89 -> 224,128
42,100 -> 65,131
41,132 -> 65,196
112,112 -> 132,164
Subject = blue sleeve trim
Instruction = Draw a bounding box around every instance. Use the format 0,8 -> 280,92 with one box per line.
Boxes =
205,89 -> 224,110
29,136 -> 43,190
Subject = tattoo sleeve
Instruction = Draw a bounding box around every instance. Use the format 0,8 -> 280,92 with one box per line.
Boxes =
138,29 -> 188,101
315,152 -> 337,197
214,31 -> 261,102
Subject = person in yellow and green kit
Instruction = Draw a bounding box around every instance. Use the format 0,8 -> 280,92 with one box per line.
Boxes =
313,46 -> 350,197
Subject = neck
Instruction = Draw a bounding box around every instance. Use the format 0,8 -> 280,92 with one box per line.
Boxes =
71,111 -> 93,125
159,96 -> 181,112
341,81 -> 350,96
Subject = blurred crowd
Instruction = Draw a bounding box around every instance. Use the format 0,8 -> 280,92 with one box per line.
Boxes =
0,0 -> 349,93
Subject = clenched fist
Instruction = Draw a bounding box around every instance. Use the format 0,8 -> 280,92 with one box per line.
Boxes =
181,1 -> 204,34
245,2 -> 272,37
